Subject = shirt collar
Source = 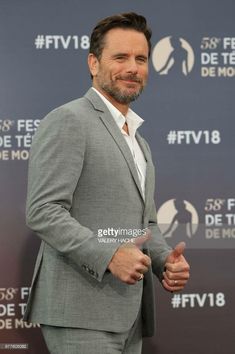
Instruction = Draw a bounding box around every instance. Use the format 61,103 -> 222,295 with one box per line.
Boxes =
92,87 -> 144,137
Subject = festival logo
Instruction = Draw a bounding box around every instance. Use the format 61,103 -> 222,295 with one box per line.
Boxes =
152,36 -> 195,76
157,199 -> 199,238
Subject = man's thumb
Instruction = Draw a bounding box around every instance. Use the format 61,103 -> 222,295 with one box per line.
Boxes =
132,229 -> 151,248
173,242 -> 186,257
168,242 -> 186,261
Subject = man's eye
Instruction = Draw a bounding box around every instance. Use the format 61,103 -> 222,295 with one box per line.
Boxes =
137,57 -> 147,63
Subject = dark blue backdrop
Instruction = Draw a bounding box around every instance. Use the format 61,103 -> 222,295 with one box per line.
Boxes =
1,1 -> 234,353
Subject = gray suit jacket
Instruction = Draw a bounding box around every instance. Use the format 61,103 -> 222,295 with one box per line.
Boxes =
24,88 -> 171,337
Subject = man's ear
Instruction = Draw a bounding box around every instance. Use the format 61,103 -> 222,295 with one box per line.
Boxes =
88,53 -> 99,77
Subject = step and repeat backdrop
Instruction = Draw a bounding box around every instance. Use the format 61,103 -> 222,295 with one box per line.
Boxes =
1,1 -> 234,353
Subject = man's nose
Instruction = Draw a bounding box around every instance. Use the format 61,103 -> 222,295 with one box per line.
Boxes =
126,58 -> 138,73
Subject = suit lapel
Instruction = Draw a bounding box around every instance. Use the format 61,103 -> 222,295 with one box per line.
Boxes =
85,88 -> 145,202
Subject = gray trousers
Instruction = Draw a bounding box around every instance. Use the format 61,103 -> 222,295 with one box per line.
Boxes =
41,310 -> 142,354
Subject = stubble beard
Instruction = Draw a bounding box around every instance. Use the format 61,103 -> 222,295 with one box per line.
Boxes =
98,76 -> 145,104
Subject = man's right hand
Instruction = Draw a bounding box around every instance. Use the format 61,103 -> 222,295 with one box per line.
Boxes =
107,231 -> 151,285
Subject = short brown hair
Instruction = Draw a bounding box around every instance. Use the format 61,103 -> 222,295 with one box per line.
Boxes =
89,12 -> 152,60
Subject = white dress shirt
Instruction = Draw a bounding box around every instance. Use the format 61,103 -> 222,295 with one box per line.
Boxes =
92,88 -> 147,197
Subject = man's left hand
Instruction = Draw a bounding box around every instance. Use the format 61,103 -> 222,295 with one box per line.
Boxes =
162,242 -> 190,292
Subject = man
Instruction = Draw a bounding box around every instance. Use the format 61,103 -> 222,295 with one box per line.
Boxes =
24,12 -> 190,354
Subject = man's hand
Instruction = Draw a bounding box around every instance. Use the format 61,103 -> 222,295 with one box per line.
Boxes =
162,242 -> 190,292
108,231 -> 151,285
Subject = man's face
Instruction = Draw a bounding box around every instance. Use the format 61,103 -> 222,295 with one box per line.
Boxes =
89,28 -> 149,106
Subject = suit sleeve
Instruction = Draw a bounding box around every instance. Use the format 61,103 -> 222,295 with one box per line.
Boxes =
147,200 -> 172,280
26,107 -> 119,282
140,137 -> 172,280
